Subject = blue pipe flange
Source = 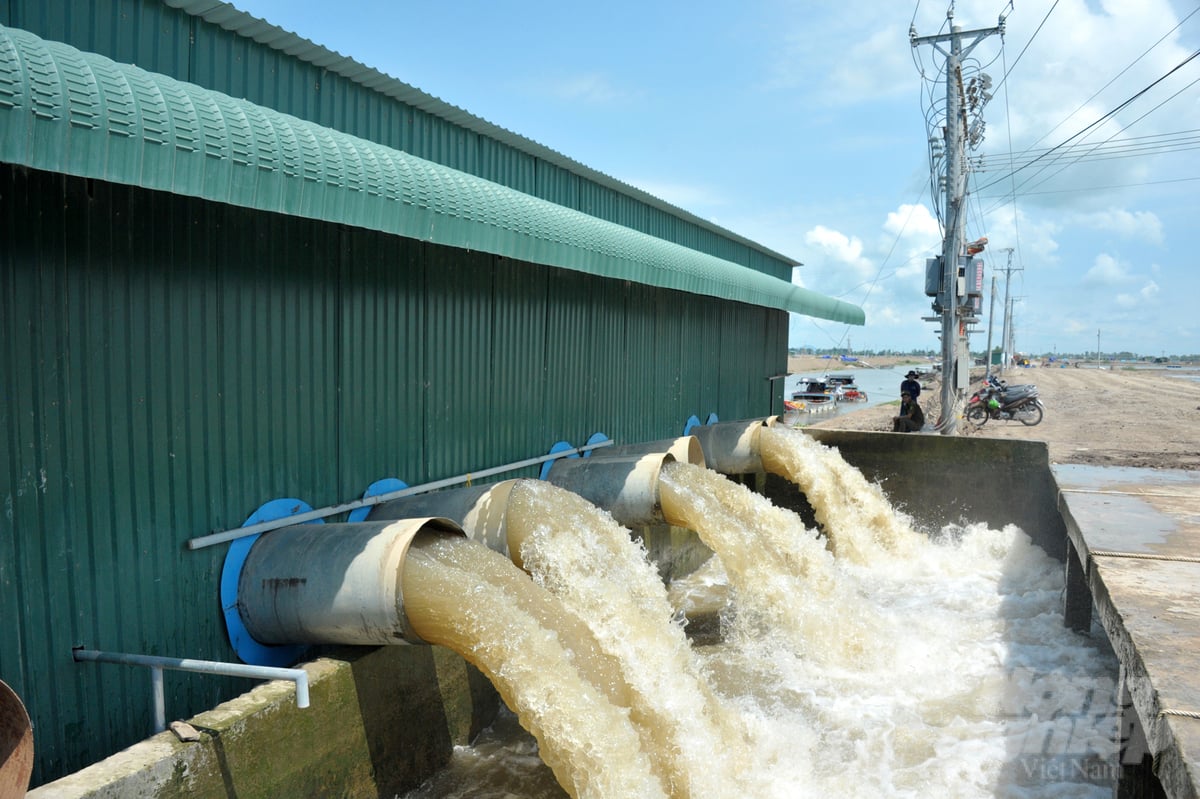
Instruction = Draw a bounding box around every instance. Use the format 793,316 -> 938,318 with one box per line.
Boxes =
348,477 -> 409,522
683,415 -> 702,436
539,440 -> 577,481
706,412 -> 719,425
583,431 -> 610,455
221,498 -> 318,667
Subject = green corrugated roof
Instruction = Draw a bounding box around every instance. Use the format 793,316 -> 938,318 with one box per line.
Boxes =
165,0 -> 801,270
0,23 -> 865,324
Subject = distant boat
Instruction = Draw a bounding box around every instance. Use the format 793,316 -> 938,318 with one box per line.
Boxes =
791,378 -> 838,405
840,355 -> 859,362
825,374 -> 868,402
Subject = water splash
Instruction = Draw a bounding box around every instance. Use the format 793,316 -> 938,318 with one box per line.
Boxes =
658,460 -> 889,666
505,479 -> 761,798
758,425 -> 921,563
403,448 -> 1118,799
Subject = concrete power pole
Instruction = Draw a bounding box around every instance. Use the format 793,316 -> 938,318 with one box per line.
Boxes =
997,248 -> 1020,371
985,274 -> 998,379
912,10 -> 1004,434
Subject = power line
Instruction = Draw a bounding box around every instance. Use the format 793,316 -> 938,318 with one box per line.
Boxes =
988,0 -> 1057,101
974,47 -> 1200,194
975,173 -> 1200,199
972,128 -> 1200,171
1007,71 -> 1200,200
1004,5 -> 1200,158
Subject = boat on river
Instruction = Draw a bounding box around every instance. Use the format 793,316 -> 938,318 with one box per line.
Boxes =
824,374 -> 869,402
788,378 -> 839,409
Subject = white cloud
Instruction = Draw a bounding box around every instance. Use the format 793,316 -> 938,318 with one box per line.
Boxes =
803,225 -> 874,280
981,206 -> 1062,266
1084,253 -> 1132,285
883,203 -> 940,240
1072,209 -> 1164,244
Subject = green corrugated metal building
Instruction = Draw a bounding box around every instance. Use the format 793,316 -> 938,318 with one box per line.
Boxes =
0,0 -> 863,786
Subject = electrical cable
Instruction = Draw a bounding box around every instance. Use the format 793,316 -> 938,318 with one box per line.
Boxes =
1002,6 -> 1200,160
975,47 -> 1200,194
1009,72 -> 1200,200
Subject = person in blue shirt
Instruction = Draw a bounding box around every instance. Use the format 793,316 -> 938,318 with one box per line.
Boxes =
900,370 -> 922,401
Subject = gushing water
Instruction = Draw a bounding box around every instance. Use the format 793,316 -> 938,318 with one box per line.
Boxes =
402,534 -> 671,799
658,460 -> 888,666
504,479 -> 760,797
404,434 -> 1119,799
758,424 -> 921,563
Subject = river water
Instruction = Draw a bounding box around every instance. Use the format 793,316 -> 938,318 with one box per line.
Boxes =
781,364 -> 928,423
402,428 -> 1119,799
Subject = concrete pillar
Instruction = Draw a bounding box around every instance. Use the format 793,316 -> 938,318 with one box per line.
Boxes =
1063,537 -> 1093,633
1116,666 -> 1165,799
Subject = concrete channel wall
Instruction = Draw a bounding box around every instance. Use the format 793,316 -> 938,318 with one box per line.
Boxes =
28,431 -> 1069,798
28,646 -> 498,799
798,430 -> 1067,560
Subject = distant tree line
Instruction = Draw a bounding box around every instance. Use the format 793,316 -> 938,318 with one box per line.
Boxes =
790,346 -> 1198,362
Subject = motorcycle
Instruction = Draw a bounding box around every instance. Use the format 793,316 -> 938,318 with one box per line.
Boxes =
965,378 -> 1044,426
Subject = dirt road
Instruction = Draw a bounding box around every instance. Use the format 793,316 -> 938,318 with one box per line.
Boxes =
802,362 -> 1200,471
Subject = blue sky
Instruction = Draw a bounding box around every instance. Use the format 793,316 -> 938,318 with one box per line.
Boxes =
226,0 -> 1200,357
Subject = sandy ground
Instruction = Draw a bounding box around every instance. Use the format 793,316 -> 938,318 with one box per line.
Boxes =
790,356 -> 1200,471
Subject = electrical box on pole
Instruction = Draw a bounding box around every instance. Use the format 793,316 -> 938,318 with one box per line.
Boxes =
959,257 -> 984,307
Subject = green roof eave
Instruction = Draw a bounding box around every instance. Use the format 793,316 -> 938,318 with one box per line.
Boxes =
0,24 -> 864,325
164,0 -> 802,269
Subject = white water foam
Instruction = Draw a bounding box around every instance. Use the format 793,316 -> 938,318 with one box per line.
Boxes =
404,437 -> 1119,799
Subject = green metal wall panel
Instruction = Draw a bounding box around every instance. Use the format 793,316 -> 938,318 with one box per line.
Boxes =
487,258 -> 551,472
422,246 -> 495,480
338,231 -> 428,492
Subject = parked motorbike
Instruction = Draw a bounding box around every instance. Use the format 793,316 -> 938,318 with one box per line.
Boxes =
965,378 -> 1044,426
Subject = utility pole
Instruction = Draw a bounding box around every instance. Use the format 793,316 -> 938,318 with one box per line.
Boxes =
912,10 -> 1005,434
997,248 -> 1020,371
985,274 -> 998,379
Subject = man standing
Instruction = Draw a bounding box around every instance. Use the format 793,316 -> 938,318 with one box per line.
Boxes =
893,391 -> 925,433
901,370 -> 922,401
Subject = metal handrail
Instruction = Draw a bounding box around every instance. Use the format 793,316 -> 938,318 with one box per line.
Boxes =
72,648 -> 309,734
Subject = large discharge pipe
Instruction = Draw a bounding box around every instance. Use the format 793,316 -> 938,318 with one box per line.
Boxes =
369,436 -> 706,549
686,418 -> 777,475
237,518 -> 464,646
543,437 -> 707,528
232,432 -> 752,653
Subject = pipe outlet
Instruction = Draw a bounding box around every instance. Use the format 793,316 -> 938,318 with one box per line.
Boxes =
587,435 -> 705,468
687,418 -> 773,475
238,518 -> 464,646
369,481 -> 518,559
544,452 -> 675,528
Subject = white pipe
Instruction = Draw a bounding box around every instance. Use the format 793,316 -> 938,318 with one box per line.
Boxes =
72,648 -> 310,734
187,439 -> 613,550
151,667 -> 165,734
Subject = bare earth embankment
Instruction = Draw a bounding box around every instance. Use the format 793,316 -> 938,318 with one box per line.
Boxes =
791,357 -> 1200,471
